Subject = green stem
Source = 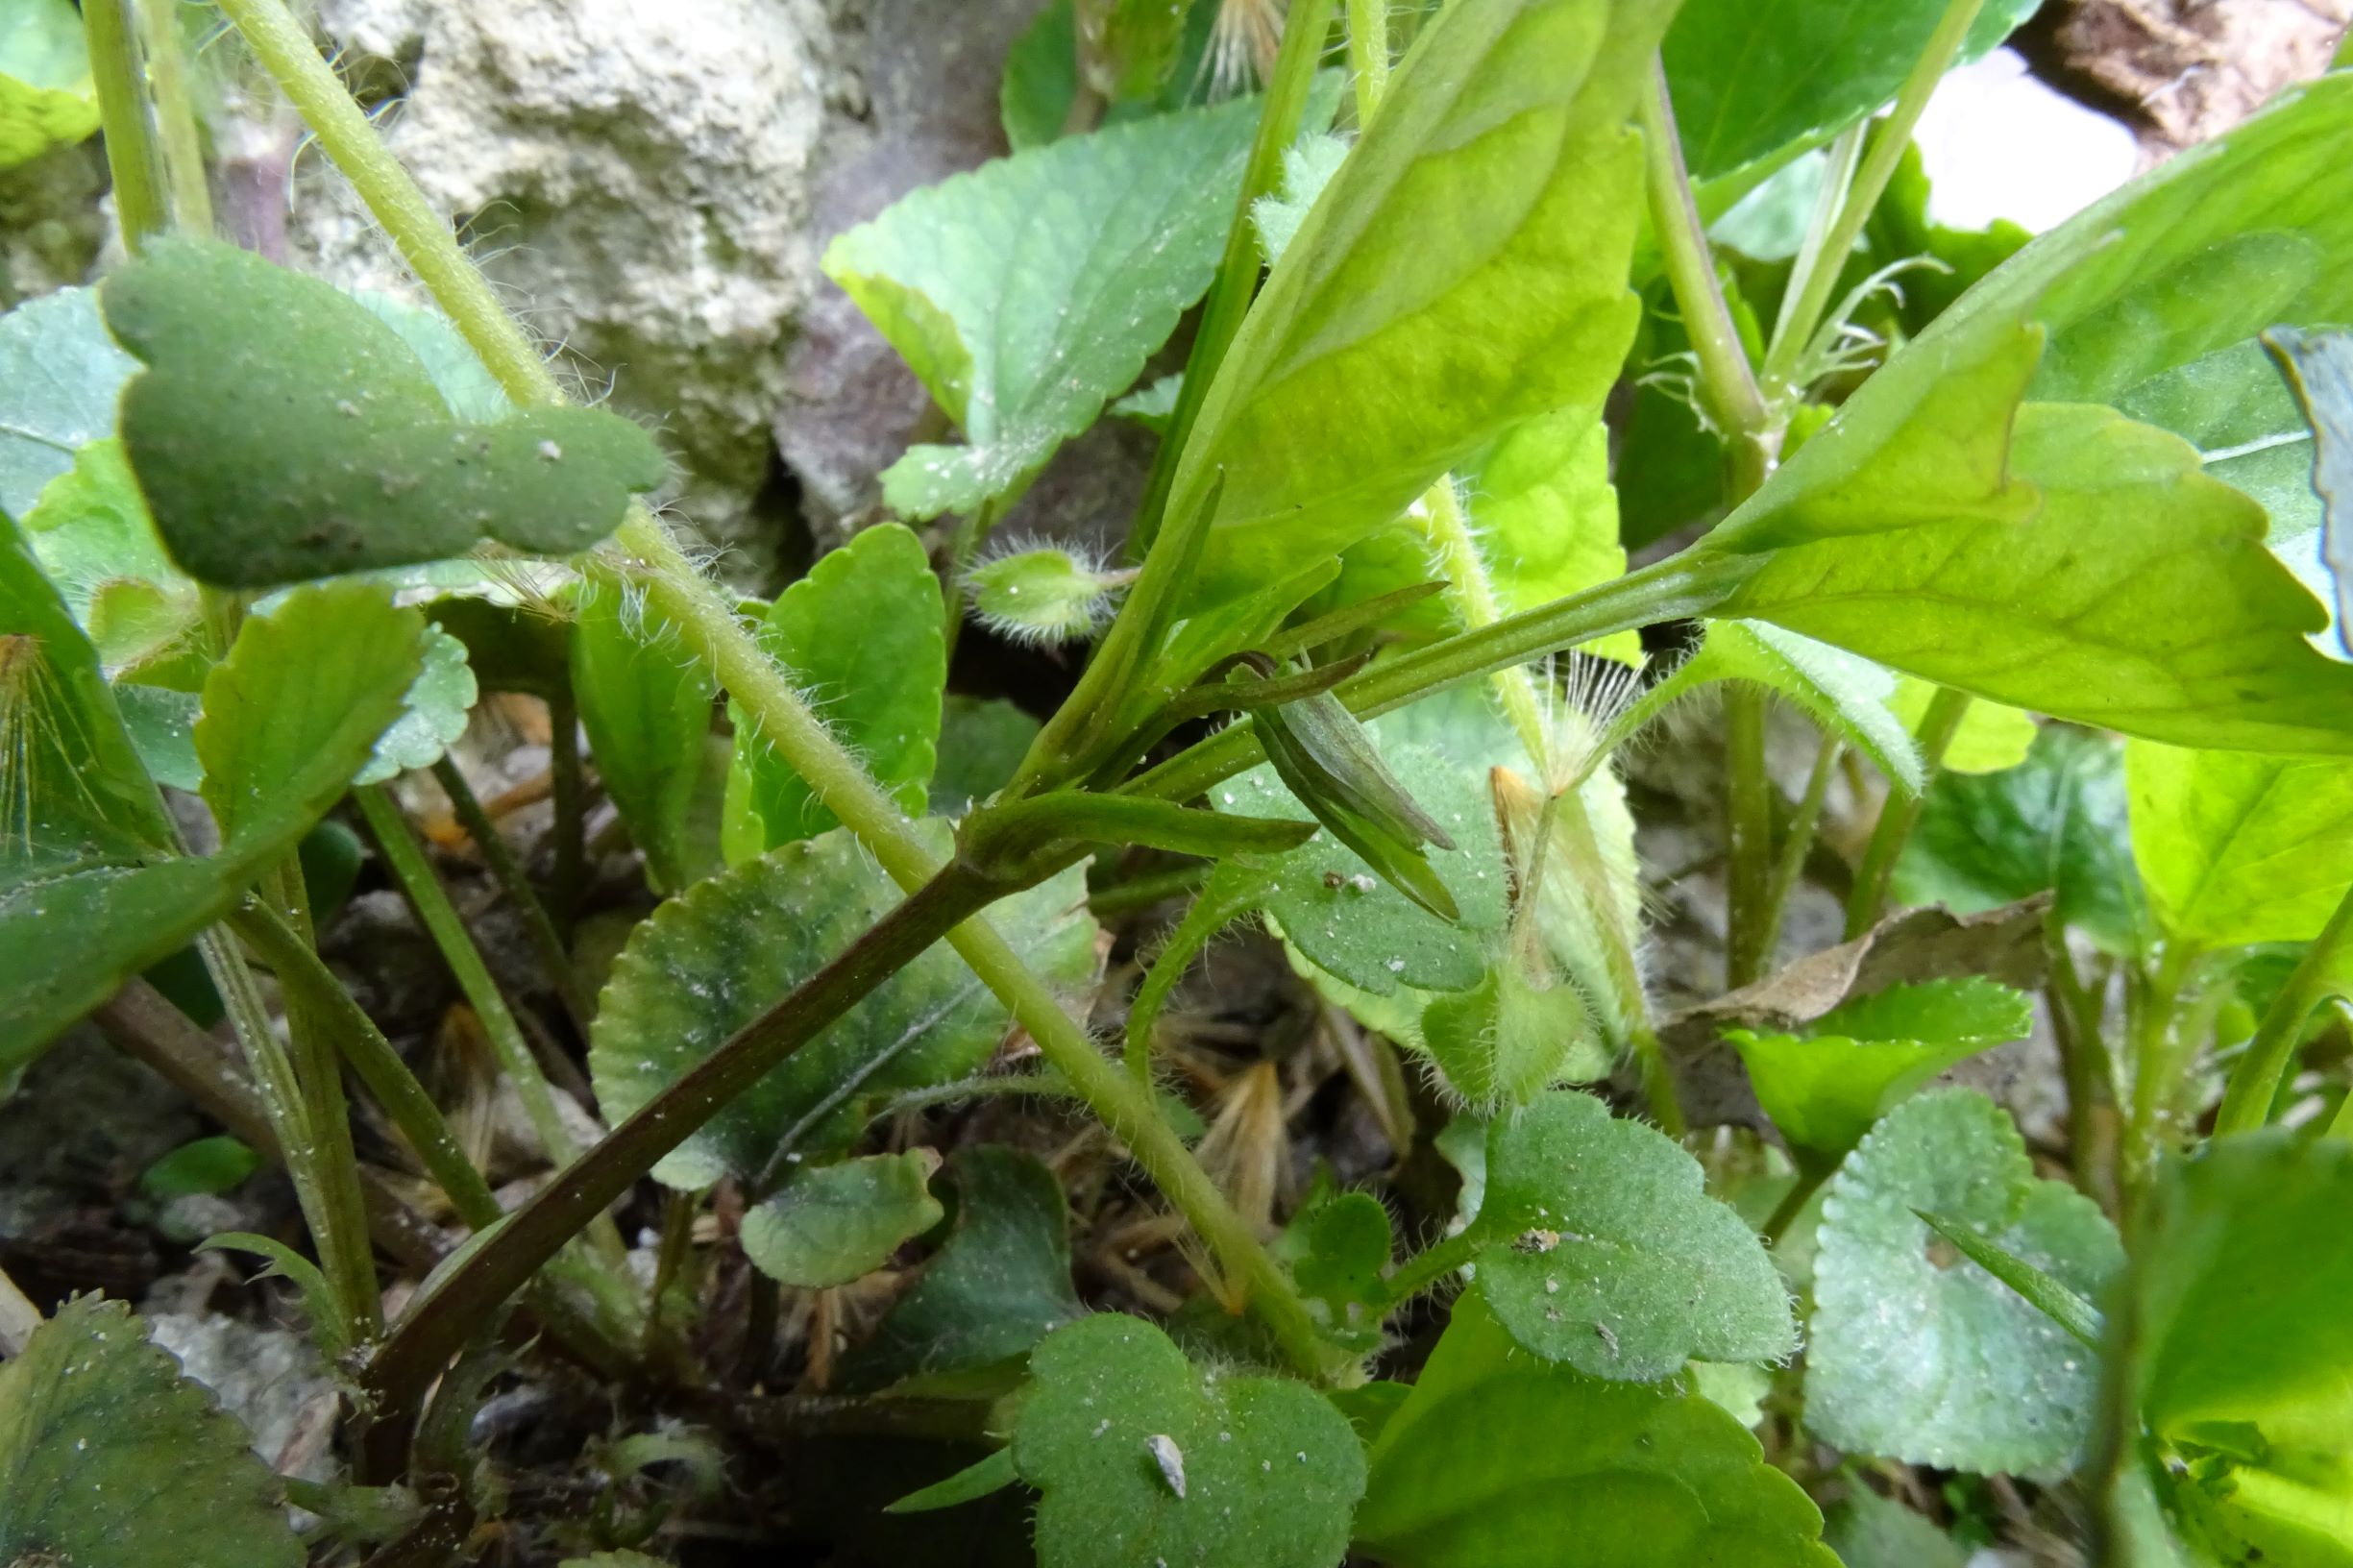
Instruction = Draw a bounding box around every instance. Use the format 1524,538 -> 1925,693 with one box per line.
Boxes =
1722,684 -> 1776,989
941,494 -> 1004,658
230,903 -> 503,1232
1845,686 -> 1971,938
81,0 -> 170,251
1128,0 -> 1336,555
1380,1232 -> 1476,1308
1759,0 -> 1987,393
548,687 -> 586,930
2121,942 -> 2199,1203
1415,477 -> 1547,765
1345,0 -> 1390,122
1126,866 -> 1270,1086
1761,124 -> 1862,378
2215,883 -> 2353,1136
1755,735 -> 1842,972
135,0 -> 213,232
1636,59 -> 1769,441
196,922 -> 381,1347
1761,1163 -> 1830,1246
429,756 -> 594,1032
1087,861 -> 1212,920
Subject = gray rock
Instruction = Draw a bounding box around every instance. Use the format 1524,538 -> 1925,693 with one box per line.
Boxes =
145,1308 -> 338,1479
288,0 -> 846,575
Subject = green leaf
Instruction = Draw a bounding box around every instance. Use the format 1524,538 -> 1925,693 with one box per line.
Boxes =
1420,964 -> 1609,1112
21,437 -> 199,674
195,1233 -> 350,1361
742,1148 -> 946,1288
825,97 -> 1262,518
0,1296 -> 304,1568
2127,740 -> 2353,948
1224,741 -> 1507,995
840,1146 -> 1086,1394
1463,408 -> 1637,660
2121,1133 -> 2353,1567
1893,724 -> 2145,953
887,1446 -> 1020,1514
102,238 -> 665,587
735,525 -> 944,846
2266,326 -> 2353,631
1012,1312 -> 1365,1568
1002,0 -> 1082,151
589,827 -> 1096,1186
0,0 -> 100,169
1807,1089 -> 2123,1476
929,696 -> 1040,817
1252,132 -> 1348,267
1172,0 -> 1677,619
1889,676 -> 2035,774
1465,1090 -> 1795,1380
1662,0 -> 2038,183
1074,0 -> 1192,102
1281,1186 -> 1393,1334
197,581 -> 426,854
965,544 -> 1128,645
1822,1486 -> 1968,1568
1725,976 -> 2034,1165
1716,401 -> 2353,754
354,622 -> 477,785
1251,686 -> 1463,918
0,286 -> 137,519
1914,1209 -> 2102,1349
1111,371 -> 1184,433
1354,1288 -> 1838,1567
573,576 -> 718,892
115,684 -> 201,791
140,1135 -> 264,1199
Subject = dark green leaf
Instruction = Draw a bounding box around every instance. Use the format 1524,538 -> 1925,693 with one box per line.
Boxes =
1002,0 -> 1082,151
735,525 -> 944,846
1223,741 -> 1507,995
0,1297 -> 304,1568
1172,0 -> 1677,620
1074,0 -> 1191,102
2127,740 -> 2353,948
1354,1288 -> 1838,1567
0,0 -> 100,169
589,825 -> 1095,1185
102,239 -> 664,587
2120,1133 -> 2353,1567
115,684 -> 201,791
886,1446 -> 1019,1514
825,98 -> 1262,517
929,696 -> 1040,817
841,1146 -> 1087,1394
742,1148 -> 946,1289
1013,1311 -> 1365,1568
574,576 -> 718,891
0,286 -> 135,519
1465,1090 -> 1795,1379
1893,725 -> 2144,953
1822,1486 -> 1968,1568
1663,0 -> 2039,183
1253,687 -> 1458,918
1807,1089 -> 2123,1475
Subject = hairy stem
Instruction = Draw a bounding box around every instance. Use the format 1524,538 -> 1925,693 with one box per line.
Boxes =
1345,0 -> 1390,122
219,0 -> 1331,1383
1126,866 -> 1270,1086
2214,882 -> 2353,1136
1379,1232 -> 1476,1308
1845,686 -> 1971,938
1415,477 -> 1548,764
1721,685 -> 1776,989
1760,0 -> 1987,393
430,756 -> 593,1031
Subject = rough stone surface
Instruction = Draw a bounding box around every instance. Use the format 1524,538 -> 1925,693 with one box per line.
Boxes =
145,1308 -> 338,1479
288,0 -> 846,576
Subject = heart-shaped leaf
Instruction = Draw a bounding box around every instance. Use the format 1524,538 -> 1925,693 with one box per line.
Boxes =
1807,1089 -> 2123,1476
1012,1312 -> 1365,1568
2120,1132 -> 2353,1567
734,524 -> 944,847
1465,1090 -> 1795,1380
1355,1289 -> 1838,1567
742,1148 -> 945,1289
0,1296 -> 304,1568
1892,725 -> 2145,955
826,96 -> 1263,519
102,239 -> 666,588
589,827 -> 1096,1187
841,1145 -> 1086,1394
1724,976 -> 2033,1166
